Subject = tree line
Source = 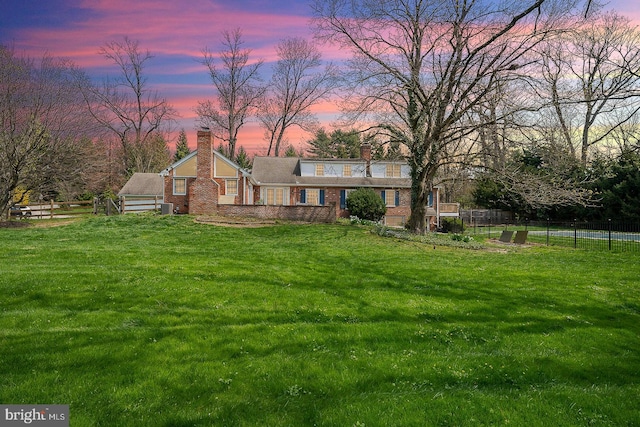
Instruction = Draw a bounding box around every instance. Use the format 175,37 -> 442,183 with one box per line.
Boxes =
3,0 -> 640,231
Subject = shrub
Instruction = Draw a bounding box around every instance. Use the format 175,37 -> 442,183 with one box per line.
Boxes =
346,188 -> 387,222
440,217 -> 465,233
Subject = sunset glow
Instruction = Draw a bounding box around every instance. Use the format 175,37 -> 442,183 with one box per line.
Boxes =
1,0 -> 637,154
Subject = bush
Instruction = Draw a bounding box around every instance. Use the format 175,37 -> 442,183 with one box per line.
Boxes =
346,188 -> 387,222
440,217 -> 465,233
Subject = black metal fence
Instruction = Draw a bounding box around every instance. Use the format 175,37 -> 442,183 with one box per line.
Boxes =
466,218 -> 640,252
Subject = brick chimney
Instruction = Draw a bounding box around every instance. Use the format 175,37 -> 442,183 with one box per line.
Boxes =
360,143 -> 372,161
189,128 -> 219,215
360,143 -> 372,177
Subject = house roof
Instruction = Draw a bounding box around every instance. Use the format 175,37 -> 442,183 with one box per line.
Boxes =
118,173 -> 164,196
251,156 -> 411,188
251,157 -> 300,185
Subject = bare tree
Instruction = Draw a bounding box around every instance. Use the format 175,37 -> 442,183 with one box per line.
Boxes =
312,0 -> 586,233
0,46 -> 94,218
79,37 -> 176,179
196,28 -> 265,159
494,163 -> 595,211
258,37 -> 338,157
536,12 -> 640,165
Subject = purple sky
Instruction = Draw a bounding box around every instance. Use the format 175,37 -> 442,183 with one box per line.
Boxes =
1,0 -> 638,154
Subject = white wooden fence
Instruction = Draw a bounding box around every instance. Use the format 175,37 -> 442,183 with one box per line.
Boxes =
118,196 -> 163,213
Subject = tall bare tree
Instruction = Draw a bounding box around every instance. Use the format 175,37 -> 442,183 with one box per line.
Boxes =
536,12 -> 640,165
312,0 -> 587,233
79,37 -> 176,180
196,28 -> 265,159
258,37 -> 338,157
0,46 -> 94,218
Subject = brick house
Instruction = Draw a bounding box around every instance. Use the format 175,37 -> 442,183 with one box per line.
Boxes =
161,128 -> 447,227
161,129 -> 253,215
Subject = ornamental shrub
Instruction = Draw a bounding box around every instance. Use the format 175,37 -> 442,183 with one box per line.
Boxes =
440,217 -> 465,233
346,188 -> 387,222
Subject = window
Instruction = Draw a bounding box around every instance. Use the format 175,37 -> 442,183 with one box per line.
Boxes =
386,164 -> 401,178
381,189 -> 400,207
300,189 -> 325,205
343,164 -> 352,177
263,187 -> 287,205
173,178 -> 186,195
315,163 -> 324,176
226,179 -> 238,195
307,189 -> 320,205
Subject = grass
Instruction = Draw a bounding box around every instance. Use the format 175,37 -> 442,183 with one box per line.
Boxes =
1,214 -> 639,426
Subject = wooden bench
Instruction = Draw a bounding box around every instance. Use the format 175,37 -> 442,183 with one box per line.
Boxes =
514,230 -> 528,244
499,230 -> 514,243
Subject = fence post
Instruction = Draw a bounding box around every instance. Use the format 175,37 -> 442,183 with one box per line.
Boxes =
50,199 -> 54,220
573,219 -> 577,249
546,218 -> 550,246
608,218 -> 612,251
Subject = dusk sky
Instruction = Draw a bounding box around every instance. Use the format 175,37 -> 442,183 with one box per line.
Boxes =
1,0 -> 639,154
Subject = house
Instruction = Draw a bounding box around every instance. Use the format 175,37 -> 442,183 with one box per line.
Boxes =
161,128 -> 450,226
161,130 -> 252,215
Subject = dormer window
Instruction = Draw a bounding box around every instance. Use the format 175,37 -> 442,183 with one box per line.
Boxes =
315,164 -> 324,176
343,164 -> 352,177
386,164 -> 401,178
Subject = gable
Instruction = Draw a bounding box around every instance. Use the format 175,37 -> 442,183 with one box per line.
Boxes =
174,155 -> 197,177
215,156 -> 238,178
163,149 -> 245,178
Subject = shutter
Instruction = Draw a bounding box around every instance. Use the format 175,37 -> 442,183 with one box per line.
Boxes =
381,190 -> 386,204
340,190 -> 346,209
395,190 -> 400,207
300,189 -> 306,204
320,190 -> 325,205
428,191 -> 433,207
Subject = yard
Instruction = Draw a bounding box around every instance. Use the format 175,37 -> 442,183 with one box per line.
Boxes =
1,215 -> 639,426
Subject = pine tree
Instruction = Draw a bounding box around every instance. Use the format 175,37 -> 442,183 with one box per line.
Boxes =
173,129 -> 191,162
235,146 -> 252,170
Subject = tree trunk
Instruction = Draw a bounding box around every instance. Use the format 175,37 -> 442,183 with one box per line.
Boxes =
407,167 -> 432,234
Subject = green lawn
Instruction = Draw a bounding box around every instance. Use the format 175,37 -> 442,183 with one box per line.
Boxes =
1,215 -> 639,426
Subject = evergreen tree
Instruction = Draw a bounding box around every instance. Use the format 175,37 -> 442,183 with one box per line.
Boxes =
284,144 -> 300,157
595,150 -> 640,222
235,145 -> 252,170
173,129 -> 191,162
306,128 -> 333,157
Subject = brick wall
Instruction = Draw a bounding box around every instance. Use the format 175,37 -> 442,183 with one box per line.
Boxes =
163,175 -> 194,214
217,204 -> 336,223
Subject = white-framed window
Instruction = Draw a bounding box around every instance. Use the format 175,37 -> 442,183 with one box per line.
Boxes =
343,164 -> 352,177
386,164 -> 402,178
173,178 -> 187,195
300,188 -> 325,205
308,189 -> 320,205
226,179 -> 238,195
381,189 -> 400,207
315,163 -> 324,176
263,187 -> 288,206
